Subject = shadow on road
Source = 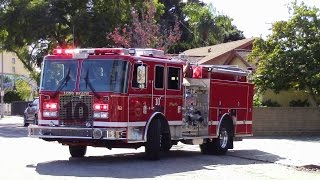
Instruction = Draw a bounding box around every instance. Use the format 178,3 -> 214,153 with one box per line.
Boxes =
0,123 -> 28,138
29,149 -> 284,178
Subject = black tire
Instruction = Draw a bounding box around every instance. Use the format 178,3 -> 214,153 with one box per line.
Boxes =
211,123 -> 232,155
200,122 -> 233,155
160,132 -> 172,152
23,115 -> 29,127
199,143 -> 209,154
69,146 -> 87,158
145,119 -> 161,160
34,114 -> 38,125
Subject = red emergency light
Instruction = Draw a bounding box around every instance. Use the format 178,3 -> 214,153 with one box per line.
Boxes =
52,48 -> 128,56
53,49 -> 79,55
93,103 -> 109,111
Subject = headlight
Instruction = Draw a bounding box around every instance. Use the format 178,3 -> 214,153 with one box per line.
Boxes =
93,112 -> 109,119
43,110 -> 58,117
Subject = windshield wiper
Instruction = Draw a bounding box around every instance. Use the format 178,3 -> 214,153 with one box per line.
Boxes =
53,68 -> 71,98
84,69 -> 100,99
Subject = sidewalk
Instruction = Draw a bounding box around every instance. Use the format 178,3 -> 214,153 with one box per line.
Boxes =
0,116 -> 23,124
233,137 -> 320,168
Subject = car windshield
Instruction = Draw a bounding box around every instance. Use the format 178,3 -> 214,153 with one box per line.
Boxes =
40,60 -> 78,91
79,60 -> 130,93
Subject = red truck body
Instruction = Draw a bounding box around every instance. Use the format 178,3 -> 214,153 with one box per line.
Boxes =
29,48 -> 254,159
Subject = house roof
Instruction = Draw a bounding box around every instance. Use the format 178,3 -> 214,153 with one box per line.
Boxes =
183,38 -> 256,64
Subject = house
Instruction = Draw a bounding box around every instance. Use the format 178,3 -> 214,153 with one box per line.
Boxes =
182,38 -> 256,71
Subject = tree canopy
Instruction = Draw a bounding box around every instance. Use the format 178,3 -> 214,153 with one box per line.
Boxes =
0,0 -> 245,83
249,2 -> 320,106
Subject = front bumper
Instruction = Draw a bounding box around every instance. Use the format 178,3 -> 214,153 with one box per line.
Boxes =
28,125 -> 127,140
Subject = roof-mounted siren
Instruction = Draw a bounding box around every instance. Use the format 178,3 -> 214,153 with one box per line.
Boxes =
131,48 -> 165,57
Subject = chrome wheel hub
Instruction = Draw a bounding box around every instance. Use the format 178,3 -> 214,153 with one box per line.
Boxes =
219,129 -> 228,148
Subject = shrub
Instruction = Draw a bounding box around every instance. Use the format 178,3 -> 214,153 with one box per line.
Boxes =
4,91 -> 23,103
289,99 -> 310,107
261,99 -> 281,107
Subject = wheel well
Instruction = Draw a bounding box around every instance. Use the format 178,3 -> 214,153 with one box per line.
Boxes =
144,113 -> 170,141
219,114 -> 234,136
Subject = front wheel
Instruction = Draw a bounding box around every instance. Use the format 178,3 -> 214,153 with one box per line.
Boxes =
69,146 -> 87,158
145,119 -> 161,160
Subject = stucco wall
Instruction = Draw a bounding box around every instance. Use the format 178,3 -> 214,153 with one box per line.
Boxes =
253,107 -> 320,136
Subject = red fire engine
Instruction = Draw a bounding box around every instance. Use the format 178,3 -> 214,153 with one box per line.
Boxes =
29,48 -> 254,160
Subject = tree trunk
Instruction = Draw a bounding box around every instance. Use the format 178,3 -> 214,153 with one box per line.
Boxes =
308,87 -> 318,107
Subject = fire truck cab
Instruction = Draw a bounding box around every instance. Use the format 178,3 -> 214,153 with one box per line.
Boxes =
29,48 -> 254,160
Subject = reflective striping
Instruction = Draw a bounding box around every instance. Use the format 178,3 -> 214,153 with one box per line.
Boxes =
235,121 -> 252,125
38,120 -> 182,127
208,121 -> 219,125
95,121 -> 182,127
208,120 -> 252,125
168,121 -> 182,126
94,121 -> 145,127
38,120 -> 59,125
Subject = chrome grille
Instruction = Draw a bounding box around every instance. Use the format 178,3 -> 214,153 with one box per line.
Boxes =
59,95 -> 93,126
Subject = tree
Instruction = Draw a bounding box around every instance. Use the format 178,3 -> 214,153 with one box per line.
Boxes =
4,91 -> 23,103
249,2 -> 320,106
0,0 -> 134,83
15,79 -> 32,101
182,3 -> 244,47
108,0 -> 181,52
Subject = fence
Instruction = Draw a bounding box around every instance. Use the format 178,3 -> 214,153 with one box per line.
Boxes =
0,103 -> 11,115
253,107 -> 320,136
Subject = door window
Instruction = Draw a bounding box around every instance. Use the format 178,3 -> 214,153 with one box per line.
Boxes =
154,66 -> 164,89
167,67 -> 181,90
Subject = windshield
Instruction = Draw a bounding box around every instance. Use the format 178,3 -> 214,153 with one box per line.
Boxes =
40,60 -> 78,91
79,60 -> 129,93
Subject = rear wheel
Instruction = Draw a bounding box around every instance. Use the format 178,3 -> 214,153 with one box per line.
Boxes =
69,146 -> 87,158
23,115 -> 29,127
145,119 -> 161,160
211,123 -> 232,155
34,114 -> 38,125
200,122 -> 232,155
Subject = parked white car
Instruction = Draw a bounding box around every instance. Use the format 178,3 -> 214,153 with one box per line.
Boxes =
23,98 -> 39,126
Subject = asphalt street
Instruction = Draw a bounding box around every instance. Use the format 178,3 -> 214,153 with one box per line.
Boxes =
0,116 -> 319,180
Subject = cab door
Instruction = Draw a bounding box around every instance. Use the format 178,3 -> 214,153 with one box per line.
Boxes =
165,64 -> 183,123
152,64 -> 166,113
128,61 -> 152,122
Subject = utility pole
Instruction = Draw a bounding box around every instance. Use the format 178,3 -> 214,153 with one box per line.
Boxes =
1,46 -> 4,118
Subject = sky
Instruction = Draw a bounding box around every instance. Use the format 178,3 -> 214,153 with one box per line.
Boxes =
203,0 -> 320,38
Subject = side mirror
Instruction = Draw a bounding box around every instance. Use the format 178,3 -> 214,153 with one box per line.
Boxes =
137,65 -> 146,86
28,103 -> 33,107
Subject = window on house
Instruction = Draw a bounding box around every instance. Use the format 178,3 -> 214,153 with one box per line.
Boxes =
12,58 -> 15,64
167,67 -> 180,90
154,66 -> 164,89
132,63 -> 147,88
12,66 -> 15,73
